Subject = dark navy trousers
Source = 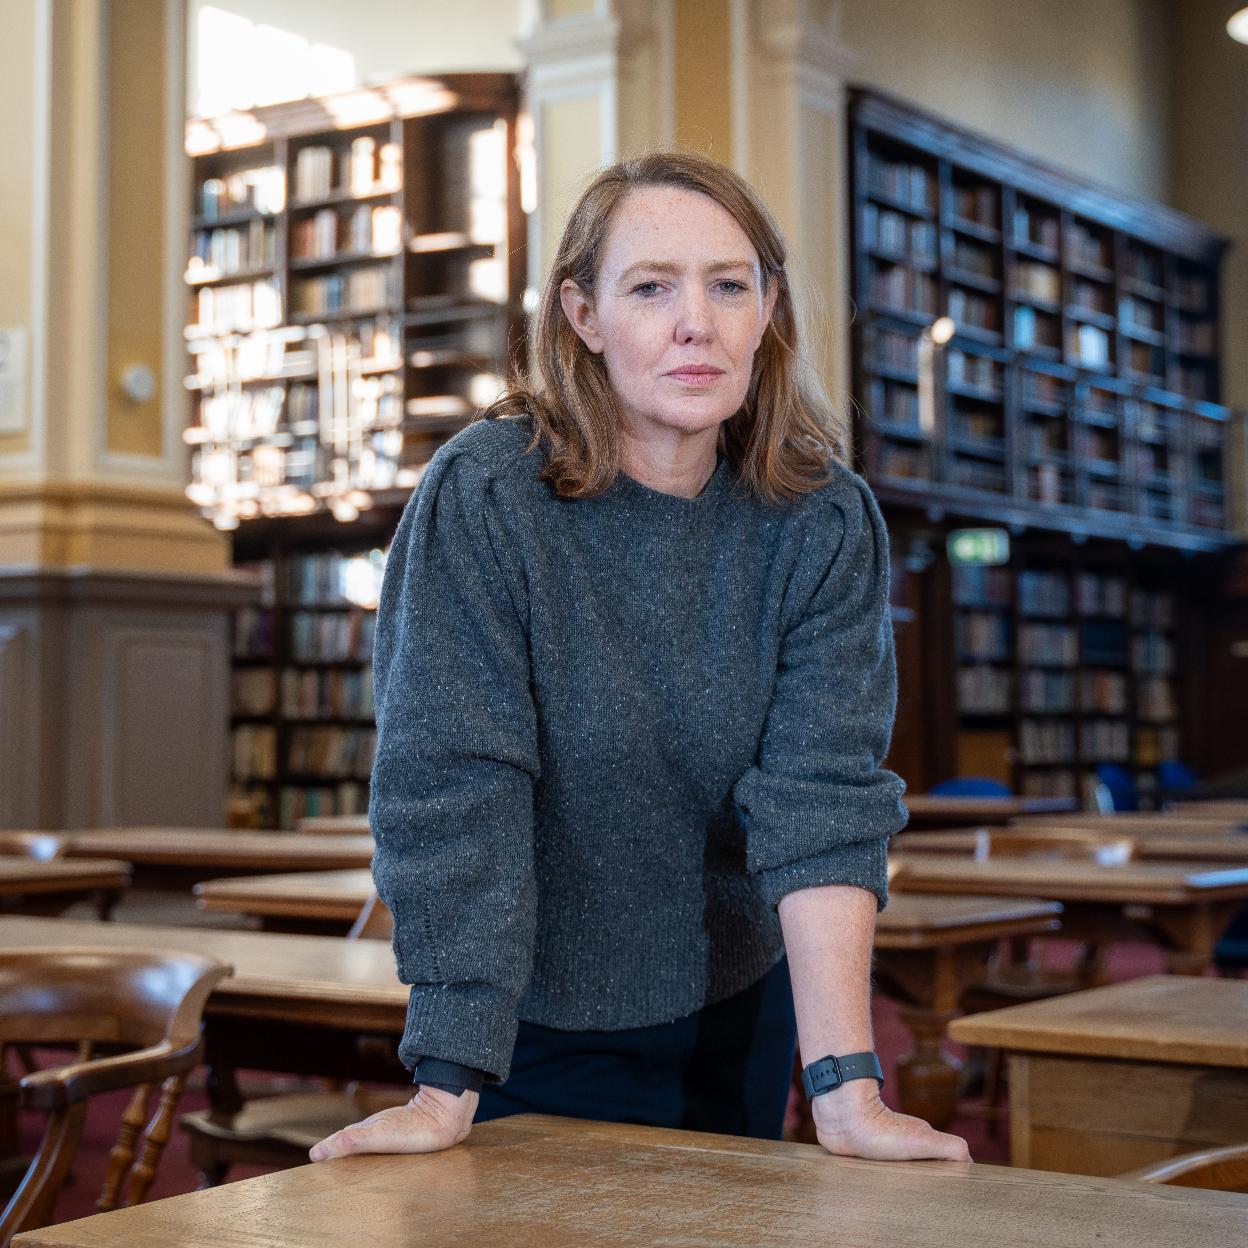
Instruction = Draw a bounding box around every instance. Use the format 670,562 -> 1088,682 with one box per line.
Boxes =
476,956 -> 798,1140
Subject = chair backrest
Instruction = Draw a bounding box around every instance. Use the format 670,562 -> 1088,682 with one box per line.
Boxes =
0,832 -> 66,861
1094,762 -> 1139,812
975,829 -> 1137,866
928,777 -> 1014,798
1123,1143 -> 1248,1193
346,892 -> 394,941
1157,759 -> 1198,794
0,948 -> 230,1244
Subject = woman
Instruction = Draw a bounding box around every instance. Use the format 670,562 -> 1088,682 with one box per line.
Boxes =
311,152 -> 968,1164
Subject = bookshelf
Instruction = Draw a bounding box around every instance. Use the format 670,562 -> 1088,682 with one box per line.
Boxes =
849,88 -> 1234,553
229,531 -> 389,828
183,74 -> 525,530
950,557 -> 1182,802
188,75 -> 523,827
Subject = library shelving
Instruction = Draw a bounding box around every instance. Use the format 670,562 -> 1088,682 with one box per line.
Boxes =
229,526 -> 390,829
183,73 -> 525,531
849,88 -> 1233,553
949,557 -> 1183,802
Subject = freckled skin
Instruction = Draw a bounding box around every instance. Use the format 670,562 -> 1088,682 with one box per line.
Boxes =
560,186 -> 779,493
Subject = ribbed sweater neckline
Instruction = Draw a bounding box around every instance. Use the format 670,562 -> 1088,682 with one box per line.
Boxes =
605,453 -> 735,525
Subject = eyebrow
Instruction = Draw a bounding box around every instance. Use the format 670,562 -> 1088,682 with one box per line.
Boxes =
618,259 -> 756,282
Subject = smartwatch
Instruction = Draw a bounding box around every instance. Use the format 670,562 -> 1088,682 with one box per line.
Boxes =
800,1051 -> 884,1100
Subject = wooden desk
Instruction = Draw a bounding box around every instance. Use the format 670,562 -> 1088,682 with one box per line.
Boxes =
903,827 -> 1248,864
948,976 -> 1248,1176
63,830 -> 374,888
0,855 -> 130,918
1172,799 -> 1248,820
297,815 -> 370,835
13,1114 -> 1248,1248
194,869 -> 373,932
194,872 -> 1061,1130
904,795 -> 1079,830
890,853 -> 1248,975
1010,811 -> 1248,834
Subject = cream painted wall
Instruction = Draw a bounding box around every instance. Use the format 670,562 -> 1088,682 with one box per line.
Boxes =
0,0 -> 38,453
187,0 -> 524,114
840,0 -> 1173,202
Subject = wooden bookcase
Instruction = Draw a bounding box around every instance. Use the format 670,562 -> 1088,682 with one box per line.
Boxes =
184,73 -> 525,529
184,74 -> 524,826
849,88 -> 1233,552
849,88 -> 1237,801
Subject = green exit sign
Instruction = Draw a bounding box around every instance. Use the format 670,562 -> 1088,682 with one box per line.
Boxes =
947,528 -> 1010,566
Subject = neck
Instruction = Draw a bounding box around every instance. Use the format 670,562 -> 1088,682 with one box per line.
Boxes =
617,427 -> 720,499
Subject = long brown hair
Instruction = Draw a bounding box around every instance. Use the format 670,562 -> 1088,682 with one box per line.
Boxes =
483,151 -> 845,504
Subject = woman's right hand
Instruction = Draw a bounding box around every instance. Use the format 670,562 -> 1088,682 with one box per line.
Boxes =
308,1086 -> 478,1162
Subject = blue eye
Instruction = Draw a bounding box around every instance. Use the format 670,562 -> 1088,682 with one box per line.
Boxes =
718,280 -> 749,295
632,281 -> 663,297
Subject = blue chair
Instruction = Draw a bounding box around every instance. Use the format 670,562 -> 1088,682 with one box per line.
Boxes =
1094,762 -> 1138,812
1157,759 -> 1198,794
928,777 -> 1013,798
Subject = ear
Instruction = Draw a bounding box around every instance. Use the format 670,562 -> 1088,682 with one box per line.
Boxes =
559,279 -> 604,354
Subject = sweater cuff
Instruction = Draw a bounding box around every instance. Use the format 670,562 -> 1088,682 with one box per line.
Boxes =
757,836 -> 890,912
412,1057 -> 486,1096
399,983 -> 519,1083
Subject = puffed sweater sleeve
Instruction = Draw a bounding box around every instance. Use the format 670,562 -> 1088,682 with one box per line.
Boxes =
369,444 -> 539,1082
732,467 -> 907,911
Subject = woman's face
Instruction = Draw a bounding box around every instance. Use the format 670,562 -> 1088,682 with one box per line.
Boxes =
560,186 -> 778,445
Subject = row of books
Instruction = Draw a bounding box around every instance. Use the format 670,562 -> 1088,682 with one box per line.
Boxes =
1076,573 -> 1128,617
291,205 -> 404,261
947,350 -> 1000,394
872,380 -> 920,427
287,725 -> 377,778
952,409 -> 1002,444
1135,725 -> 1180,766
1068,221 -> 1111,270
869,265 -> 937,316
200,385 -> 286,443
1019,719 -> 1076,764
188,331 -> 315,390
947,288 -> 997,334
286,549 -> 388,605
1021,770 -> 1078,798
867,155 -> 932,213
233,724 -> 277,780
1021,670 -> 1075,713
876,443 -> 925,480
1014,203 -> 1060,253
194,279 -> 282,335
872,327 -> 920,376
1137,676 -> 1177,722
234,606 -> 275,659
1068,323 -> 1111,370
200,166 -> 284,220
290,267 -> 400,318
861,204 -> 937,263
290,610 -> 377,663
1013,260 -> 1061,302
946,458 -> 1008,492
952,238 -> 996,280
1019,622 -> 1078,666
957,665 -> 1012,714
233,668 -> 276,716
1132,633 -> 1174,674
1175,319 -> 1216,355
278,782 -> 369,827
1121,295 -> 1163,334
1080,719 -> 1131,762
189,220 -> 276,279
293,137 -> 402,203
956,612 -> 1010,662
282,668 -> 375,720
1018,570 -> 1070,616
1131,591 -> 1174,629
952,183 -> 998,229
1080,669 -> 1128,714
952,566 -> 1011,609
1013,306 -> 1060,352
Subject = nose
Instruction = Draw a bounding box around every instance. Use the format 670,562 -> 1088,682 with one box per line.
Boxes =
674,288 -> 714,345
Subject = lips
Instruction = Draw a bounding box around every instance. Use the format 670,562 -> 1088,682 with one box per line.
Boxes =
664,366 -> 724,384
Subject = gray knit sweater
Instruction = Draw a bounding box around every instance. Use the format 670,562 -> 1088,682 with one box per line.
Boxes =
370,414 -> 906,1081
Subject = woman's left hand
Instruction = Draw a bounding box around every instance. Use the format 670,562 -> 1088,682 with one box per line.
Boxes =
811,1080 -> 970,1162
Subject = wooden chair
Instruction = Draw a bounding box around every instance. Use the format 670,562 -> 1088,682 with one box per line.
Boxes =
0,947 -> 230,1245
1121,1143 -> 1248,1193
959,830 -> 1138,1131
0,833 -> 66,862
180,892 -> 408,1186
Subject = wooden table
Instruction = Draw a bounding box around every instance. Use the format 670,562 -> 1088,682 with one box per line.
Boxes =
903,795 -> 1079,830
296,815 -> 370,835
192,871 -> 1061,1130
890,852 -> 1248,976
194,869 -> 374,932
62,830 -> 374,888
902,827 -> 1248,864
1171,799 -> 1248,820
1010,811 -> 1248,833
14,1114 -> 1248,1248
0,856 -> 130,918
0,916 -> 409,1098
948,975 -> 1248,1177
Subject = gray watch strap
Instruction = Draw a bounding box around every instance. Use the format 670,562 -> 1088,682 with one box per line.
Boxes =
800,1051 -> 884,1099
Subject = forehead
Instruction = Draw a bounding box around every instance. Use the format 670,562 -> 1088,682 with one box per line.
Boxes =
599,185 -> 759,271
